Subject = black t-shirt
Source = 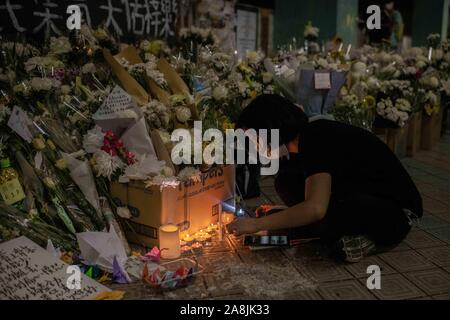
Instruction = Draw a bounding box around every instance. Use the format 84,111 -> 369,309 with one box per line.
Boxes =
298,120 -> 423,215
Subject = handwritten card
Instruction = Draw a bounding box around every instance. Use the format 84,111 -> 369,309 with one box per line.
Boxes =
314,72 -> 331,90
0,237 -> 110,300
93,85 -> 138,120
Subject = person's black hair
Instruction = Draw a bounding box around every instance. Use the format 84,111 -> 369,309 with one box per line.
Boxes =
236,94 -> 309,146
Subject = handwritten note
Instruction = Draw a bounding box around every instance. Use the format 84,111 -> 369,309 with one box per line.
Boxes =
314,72 -> 331,90
0,237 -> 110,300
93,85 -> 137,120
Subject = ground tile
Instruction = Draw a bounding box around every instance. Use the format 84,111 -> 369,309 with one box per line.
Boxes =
317,280 -> 376,300
379,250 -> 436,272
405,269 -> 450,295
361,274 -> 425,300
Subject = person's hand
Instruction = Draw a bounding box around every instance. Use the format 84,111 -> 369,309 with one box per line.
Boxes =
227,218 -> 260,236
255,205 -> 275,217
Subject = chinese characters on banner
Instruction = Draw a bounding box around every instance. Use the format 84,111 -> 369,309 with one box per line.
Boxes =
0,0 -> 178,40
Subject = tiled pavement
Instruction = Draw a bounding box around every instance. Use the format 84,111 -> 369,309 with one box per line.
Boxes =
111,131 -> 450,300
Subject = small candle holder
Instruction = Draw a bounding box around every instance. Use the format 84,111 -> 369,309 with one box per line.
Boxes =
181,233 -> 195,246
191,242 -> 203,254
180,245 -> 192,255
195,235 -> 207,245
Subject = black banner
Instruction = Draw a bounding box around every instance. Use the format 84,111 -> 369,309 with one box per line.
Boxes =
0,0 -> 178,40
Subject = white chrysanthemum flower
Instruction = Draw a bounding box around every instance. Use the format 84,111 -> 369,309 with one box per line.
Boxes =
246,51 -> 264,65
178,167 -> 202,183
120,154 -> 165,182
81,62 -> 97,74
143,100 -> 171,129
49,36 -> 72,55
25,56 -> 64,72
212,85 -> 228,100
237,81 -> 249,96
352,62 -> 367,75
83,126 -> 104,154
92,151 -> 125,180
175,106 -> 192,123
145,175 -> 179,191
30,77 -> 60,91
395,98 -> 412,112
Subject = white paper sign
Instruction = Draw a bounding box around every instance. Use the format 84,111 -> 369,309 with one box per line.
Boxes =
236,8 -> 258,58
314,72 -> 331,90
7,106 -> 34,143
0,237 -> 110,300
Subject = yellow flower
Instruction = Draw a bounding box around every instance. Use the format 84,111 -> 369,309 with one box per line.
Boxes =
249,90 -> 258,100
425,104 -> 440,116
32,137 -> 46,150
43,177 -> 57,190
363,95 -> 376,108
149,40 -> 163,55
47,139 -> 56,151
55,158 -> 66,170
238,63 -> 254,76
222,119 -> 234,131
95,291 -> 125,300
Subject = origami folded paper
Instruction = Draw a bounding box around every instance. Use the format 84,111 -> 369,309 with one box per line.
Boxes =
112,256 -> 132,284
76,225 -> 128,272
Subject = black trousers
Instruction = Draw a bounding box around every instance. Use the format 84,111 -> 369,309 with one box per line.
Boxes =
274,157 -> 412,247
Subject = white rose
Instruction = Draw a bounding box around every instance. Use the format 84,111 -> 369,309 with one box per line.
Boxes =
116,207 -> 132,219
176,106 -> 192,123
212,85 -> 228,100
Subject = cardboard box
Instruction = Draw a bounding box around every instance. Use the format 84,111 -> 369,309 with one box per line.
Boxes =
407,112 -> 422,157
421,110 -> 442,151
374,126 -> 408,158
110,165 -> 235,248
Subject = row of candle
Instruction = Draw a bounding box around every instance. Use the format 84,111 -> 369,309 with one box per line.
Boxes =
160,212 -> 236,259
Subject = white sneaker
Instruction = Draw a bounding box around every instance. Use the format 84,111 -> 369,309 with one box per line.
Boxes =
339,235 -> 376,263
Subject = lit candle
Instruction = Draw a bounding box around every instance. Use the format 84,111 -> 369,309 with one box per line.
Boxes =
191,242 -> 203,253
159,224 -> 181,260
182,233 -> 194,245
221,212 -> 235,225
181,245 -> 192,254
206,224 -> 217,234
195,234 -> 206,244
204,233 -> 213,242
